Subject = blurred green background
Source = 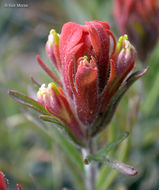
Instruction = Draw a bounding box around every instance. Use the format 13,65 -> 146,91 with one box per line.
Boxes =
0,0 -> 159,189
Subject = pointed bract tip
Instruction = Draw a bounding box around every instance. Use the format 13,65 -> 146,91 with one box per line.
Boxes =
8,89 -> 12,95
140,66 -> 149,76
133,66 -> 149,80
36,54 -> 40,62
17,184 -> 22,190
8,89 -> 17,97
107,159 -> 139,176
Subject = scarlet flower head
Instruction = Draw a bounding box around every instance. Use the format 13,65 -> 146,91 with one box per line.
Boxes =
36,21 -> 148,146
114,0 -> 159,62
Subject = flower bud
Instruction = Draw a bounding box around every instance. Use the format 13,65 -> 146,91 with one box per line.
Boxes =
37,82 -> 85,144
114,0 -> 159,62
116,36 -> 136,77
46,29 -> 60,68
37,83 -> 70,123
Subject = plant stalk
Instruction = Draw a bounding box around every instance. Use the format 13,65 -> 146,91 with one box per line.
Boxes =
82,137 -> 97,190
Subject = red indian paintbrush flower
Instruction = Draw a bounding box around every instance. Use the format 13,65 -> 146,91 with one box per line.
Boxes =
35,21 -> 148,146
0,171 -> 22,190
8,20 -> 148,146
114,0 -> 159,62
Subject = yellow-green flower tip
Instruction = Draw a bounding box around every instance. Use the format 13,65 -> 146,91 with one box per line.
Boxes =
83,56 -> 89,61
116,34 -> 128,52
50,29 -> 60,46
48,82 -> 60,95
37,83 -> 60,98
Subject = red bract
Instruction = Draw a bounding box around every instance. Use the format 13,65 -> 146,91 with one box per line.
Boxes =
0,171 -> 7,190
114,0 -> 159,62
36,21 -> 148,146
0,171 -> 22,190
37,83 -> 85,145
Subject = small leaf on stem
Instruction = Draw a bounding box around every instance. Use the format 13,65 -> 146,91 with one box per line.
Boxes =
8,90 -> 50,115
86,132 -> 129,163
39,115 -> 61,125
105,156 -> 138,176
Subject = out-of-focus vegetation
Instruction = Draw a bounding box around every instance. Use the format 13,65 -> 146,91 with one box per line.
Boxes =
0,0 -> 159,189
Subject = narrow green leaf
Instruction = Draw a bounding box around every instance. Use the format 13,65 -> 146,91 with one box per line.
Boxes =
51,127 -> 85,172
40,115 -> 62,125
65,156 -> 87,190
8,90 -> 49,115
40,115 -> 82,146
97,167 -> 117,190
47,126 -> 86,190
96,132 -> 129,158
104,156 -> 138,176
97,138 -> 129,190
48,127 -> 86,190
23,111 -> 86,190
87,132 -> 129,162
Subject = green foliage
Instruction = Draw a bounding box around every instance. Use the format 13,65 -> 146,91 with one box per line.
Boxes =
86,132 -> 129,162
9,90 -> 50,115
